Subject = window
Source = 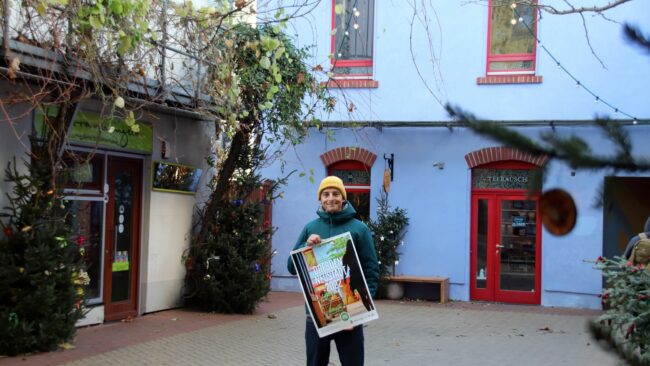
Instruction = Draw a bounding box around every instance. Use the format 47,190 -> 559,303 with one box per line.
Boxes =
486,0 -> 538,75
328,160 -> 371,222
331,0 -> 375,78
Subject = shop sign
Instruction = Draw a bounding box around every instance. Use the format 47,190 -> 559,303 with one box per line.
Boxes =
472,169 -> 532,190
35,108 -> 153,154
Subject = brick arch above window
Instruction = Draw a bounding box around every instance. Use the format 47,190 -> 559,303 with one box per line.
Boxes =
320,147 -> 377,168
464,147 -> 549,168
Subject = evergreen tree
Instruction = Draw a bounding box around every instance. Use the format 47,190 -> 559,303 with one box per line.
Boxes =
185,147 -> 279,314
368,192 -> 409,297
0,160 -> 87,356
592,256 -> 650,365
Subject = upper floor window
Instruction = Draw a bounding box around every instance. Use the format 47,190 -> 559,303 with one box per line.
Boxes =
331,0 -> 375,78
487,0 -> 538,75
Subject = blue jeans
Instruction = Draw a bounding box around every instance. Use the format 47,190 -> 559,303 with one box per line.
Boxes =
305,319 -> 364,366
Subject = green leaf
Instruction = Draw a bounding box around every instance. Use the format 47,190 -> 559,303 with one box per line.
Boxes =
331,28 -> 337,36
89,15 -> 103,29
117,36 -> 131,55
275,46 -> 285,59
125,111 -> 135,126
334,4 -> 344,15
299,172 -> 305,177
35,3 -> 47,16
259,56 -> 271,70
274,7 -> 285,20
110,1 -> 124,15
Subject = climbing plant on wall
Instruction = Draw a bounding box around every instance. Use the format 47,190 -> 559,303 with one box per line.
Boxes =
185,21 -> 330,313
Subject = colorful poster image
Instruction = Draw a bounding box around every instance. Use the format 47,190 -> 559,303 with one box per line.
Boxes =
290,232 -> 378,338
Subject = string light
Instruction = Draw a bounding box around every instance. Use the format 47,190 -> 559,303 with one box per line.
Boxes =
510,6 -> 641,124
353,23 -> 359,30
510,18 -> 517,25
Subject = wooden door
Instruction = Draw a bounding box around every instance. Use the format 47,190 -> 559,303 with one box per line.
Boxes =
103,156 -> 142,321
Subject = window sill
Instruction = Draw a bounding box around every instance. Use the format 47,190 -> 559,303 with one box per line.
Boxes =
477,75 -> 543,85
320,79 -> 379,89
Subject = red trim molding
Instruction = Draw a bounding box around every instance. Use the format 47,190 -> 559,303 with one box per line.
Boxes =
477,75 -> 543,85
320,147 -> 377,168
464,147 -> 548,168
320,79 -> 379,89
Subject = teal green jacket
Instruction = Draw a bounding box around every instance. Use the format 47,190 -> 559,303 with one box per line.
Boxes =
287,202 -> 379,297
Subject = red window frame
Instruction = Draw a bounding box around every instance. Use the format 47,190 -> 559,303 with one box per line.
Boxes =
486,0 -> 539,75
330,0 -> 375,79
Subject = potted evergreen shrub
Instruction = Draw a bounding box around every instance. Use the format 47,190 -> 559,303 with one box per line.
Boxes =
368,192 -> 409,299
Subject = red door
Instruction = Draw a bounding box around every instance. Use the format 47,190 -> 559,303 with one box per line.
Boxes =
470,193 -> 541,304
103,156 -> 142,321
469,160 -> 542,305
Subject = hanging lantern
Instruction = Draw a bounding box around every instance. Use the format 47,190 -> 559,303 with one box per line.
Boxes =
539,188 -> 577,236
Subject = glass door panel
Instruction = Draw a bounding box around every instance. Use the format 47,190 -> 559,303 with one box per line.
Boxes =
498,199 -> 537,292
347,191 -> 370,222
67,199 -> 104,302
475,199 -> 489,289
111,170 -> 134,302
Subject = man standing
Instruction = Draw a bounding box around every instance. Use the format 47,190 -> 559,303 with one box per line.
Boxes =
288,176 -> 379,366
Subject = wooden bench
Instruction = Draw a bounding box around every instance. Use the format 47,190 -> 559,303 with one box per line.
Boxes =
387,276 -> 449,304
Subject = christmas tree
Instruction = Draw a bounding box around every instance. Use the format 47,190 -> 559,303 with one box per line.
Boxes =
185,147 -> 279,314
368,192 -> 409,296
0,159 -> 87,356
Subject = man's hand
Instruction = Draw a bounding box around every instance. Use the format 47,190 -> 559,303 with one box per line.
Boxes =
306,234 -> 321,246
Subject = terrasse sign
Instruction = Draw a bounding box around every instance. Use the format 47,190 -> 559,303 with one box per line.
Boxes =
472,169 -> 532,190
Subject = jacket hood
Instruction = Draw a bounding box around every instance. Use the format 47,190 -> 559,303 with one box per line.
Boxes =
317,201 -> 357,224
645,216 -> 650,233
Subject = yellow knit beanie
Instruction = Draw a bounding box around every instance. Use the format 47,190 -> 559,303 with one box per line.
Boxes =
317,176 -> 347,200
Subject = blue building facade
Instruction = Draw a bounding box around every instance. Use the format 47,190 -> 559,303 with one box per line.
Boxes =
264,1 -> 650,309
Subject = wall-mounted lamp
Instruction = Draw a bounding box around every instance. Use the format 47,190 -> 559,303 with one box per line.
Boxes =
432,161 -> 445,170
383,153 -> 394,181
